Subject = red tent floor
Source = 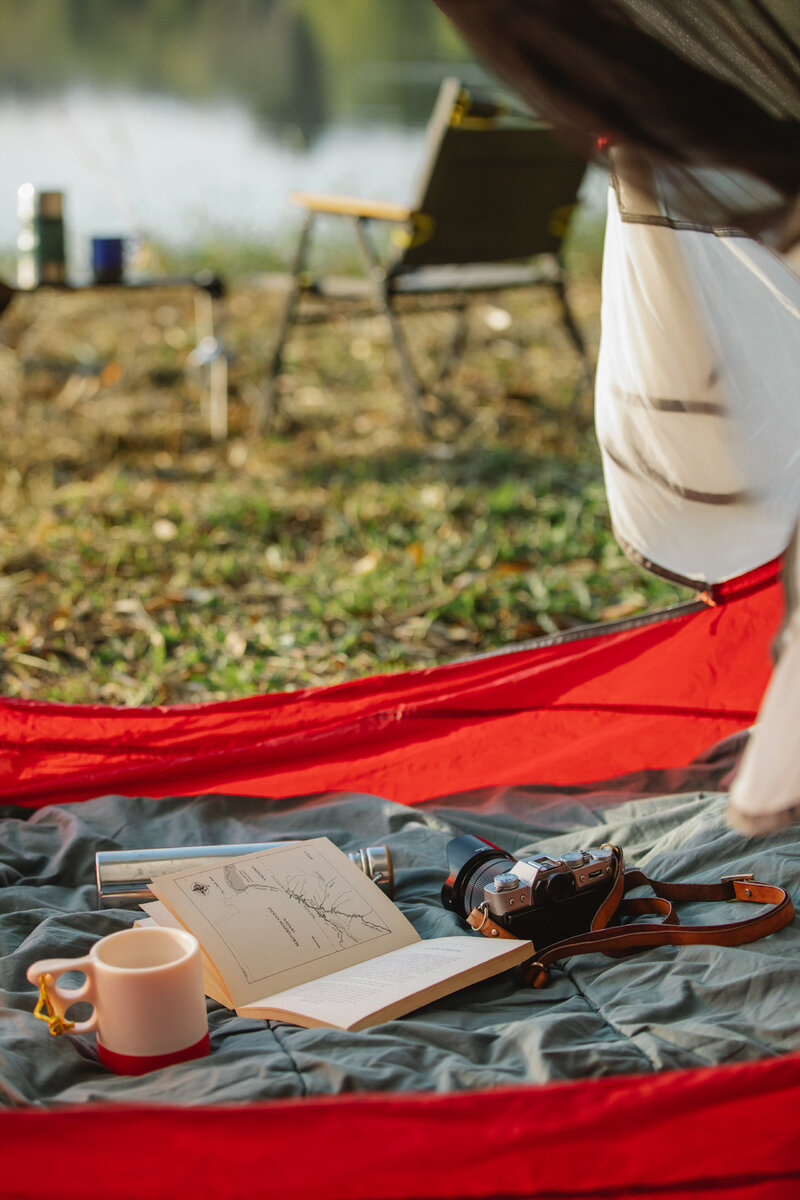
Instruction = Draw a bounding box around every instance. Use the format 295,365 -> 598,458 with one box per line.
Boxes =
4,1049 -> 800,1200
2,558 -> 794,1199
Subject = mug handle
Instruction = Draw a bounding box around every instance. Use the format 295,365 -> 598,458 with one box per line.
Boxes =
26,955 -> 98,1035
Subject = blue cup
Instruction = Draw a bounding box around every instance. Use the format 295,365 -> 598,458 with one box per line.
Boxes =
91,236 -> 125,285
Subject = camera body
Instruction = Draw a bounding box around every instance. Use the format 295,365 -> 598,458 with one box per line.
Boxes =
441,835 -> 617,949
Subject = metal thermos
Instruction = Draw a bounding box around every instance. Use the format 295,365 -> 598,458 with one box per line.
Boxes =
96,842 -> 394,906
17,184 -> 67,288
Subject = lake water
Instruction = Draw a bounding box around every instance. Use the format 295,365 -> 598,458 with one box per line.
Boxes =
0,86 -> 432,276
0,0 -> 610,281
1,85 -> 607,282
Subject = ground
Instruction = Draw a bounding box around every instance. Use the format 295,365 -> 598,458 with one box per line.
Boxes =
0,266 -> 690,705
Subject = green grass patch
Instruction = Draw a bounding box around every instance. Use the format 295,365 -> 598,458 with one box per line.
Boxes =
0,270 -> 690,705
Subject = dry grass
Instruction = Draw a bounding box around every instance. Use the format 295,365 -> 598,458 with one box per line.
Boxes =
0,270 -> 690,705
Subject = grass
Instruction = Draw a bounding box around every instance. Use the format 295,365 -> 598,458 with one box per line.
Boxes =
0,223 -> 692,706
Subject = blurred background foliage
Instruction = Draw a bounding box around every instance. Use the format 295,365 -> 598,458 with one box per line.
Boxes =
0,0 -> 476,144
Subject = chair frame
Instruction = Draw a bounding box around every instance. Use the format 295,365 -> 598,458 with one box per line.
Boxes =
262,78 -> 589,432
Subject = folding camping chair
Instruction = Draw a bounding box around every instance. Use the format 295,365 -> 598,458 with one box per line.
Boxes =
262,77 -> 589,432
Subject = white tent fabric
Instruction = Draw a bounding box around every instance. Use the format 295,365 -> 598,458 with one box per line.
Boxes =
728,515 -> 800,833
595,183 -> 800,586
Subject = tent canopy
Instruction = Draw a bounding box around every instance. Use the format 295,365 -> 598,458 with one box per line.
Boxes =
434,0 -> 800,247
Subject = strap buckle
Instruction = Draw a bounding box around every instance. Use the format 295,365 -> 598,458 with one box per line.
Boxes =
721,872 -> 756,900
529,961 -> 551,989
473,903 -> 490,931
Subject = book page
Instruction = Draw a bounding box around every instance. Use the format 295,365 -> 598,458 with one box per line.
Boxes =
150,837 -> 419,1006
138,898 -> 186,931
237,936 -> 533,1030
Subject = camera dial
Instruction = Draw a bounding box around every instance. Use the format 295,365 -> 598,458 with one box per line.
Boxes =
493,872 -> 520,892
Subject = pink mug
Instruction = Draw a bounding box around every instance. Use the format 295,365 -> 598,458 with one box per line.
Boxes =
27,926 -> 209,1075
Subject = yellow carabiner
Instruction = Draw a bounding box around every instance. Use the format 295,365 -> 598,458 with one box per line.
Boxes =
33,973 -> 75,1037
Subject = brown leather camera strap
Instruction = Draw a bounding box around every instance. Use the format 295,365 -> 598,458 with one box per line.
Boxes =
466,846 -> 795,988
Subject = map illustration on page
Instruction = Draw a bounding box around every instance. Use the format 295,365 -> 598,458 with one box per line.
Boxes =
148,837 -> 533,1031
177,847 -> 394,983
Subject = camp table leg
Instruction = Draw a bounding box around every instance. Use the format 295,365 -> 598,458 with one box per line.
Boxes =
193,287 -> 228,441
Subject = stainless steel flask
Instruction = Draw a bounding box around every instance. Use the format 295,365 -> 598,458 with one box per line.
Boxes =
96,842 -> 394,905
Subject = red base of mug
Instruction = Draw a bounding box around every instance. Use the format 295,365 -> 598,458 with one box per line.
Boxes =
97,1031 -> 210,1075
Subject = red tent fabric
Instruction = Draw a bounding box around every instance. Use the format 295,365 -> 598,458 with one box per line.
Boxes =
1,559 -> 782,811
2,557 -> 796,1199
5,1050 -> 800,1200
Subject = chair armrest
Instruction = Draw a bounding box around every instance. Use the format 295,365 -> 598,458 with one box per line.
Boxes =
289,190 -> 413,223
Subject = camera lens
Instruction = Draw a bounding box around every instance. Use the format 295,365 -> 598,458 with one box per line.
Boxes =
441,834 -> 516,917
546,871 -> 577,902
460,856 -> 515,913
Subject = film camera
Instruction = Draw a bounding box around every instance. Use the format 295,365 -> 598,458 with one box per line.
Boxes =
441,835 -> 618,949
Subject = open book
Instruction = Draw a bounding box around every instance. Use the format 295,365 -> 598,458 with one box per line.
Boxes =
142,837 -> 533,1031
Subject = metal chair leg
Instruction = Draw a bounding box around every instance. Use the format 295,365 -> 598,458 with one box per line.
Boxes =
258,214 -> 314,433
552,264 -> 594,409
552,273 -> 588,365
380,293 -> 435,433
352,218 -> 432,433
432,301 -> 470,386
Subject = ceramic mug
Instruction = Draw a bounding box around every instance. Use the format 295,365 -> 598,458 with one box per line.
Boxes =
27,926 -> 209,1075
